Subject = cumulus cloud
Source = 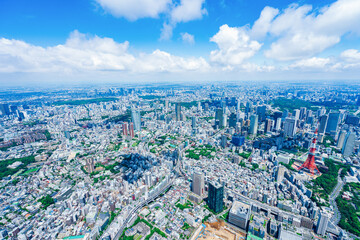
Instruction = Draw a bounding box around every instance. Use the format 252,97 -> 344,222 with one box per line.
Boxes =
95,0 -> 207,40
181,32 -> 195,44
341,49 -> 360,62
251,0 -> 360,60
210,25 -> 262,66
289,57 -> 331,69
0,31 -> 208,73
95,0 -> 171,21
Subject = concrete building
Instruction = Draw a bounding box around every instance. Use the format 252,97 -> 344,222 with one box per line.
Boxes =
228,200 -> 251,230
284,117 -> 297,137
316,211 -> 329,236
192,172 -> 204,197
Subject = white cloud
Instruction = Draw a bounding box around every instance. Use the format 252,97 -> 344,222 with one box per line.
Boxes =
181,32 -> 195,44
160,23 -> 174,41
341,49 -> 360,62
210,24 -> 262,66
0,31 -> 208,74
170,0 -> 207,23
95,0 -> 171,21
254,0 -> 360,60
289,57 -> 331,69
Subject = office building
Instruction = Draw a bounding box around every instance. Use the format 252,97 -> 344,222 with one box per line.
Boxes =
192,172 -> 204,196
316,211 -> 329,236
293,109 -> 300,120
249,115 -> 258,135
337,130 -> 347,149
300,107 -> 307,120
342,132 -> 355,157
318,115 -> 328,134
175,103 -> 181,121
232,134 -> 245,146
208,182 -> 224,213
325,112 -> 340,136
275,118 -> 282,131
215,108 -> 226,128
229,200 -> 251,230
229,113 -> 237,128
131,109 -> 141,131
264,119 -> 272,133
284,117 -> 297,137
221,134 -> 227,148
0,104 -> 10,116
257,105 -> 266,122
191,116 -> 197,129
276,165 -> 286,182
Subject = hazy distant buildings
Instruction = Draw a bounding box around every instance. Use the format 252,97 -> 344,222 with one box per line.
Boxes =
208,182 -> 224,213
192,172 -> 204,197
0,104 -> 10,116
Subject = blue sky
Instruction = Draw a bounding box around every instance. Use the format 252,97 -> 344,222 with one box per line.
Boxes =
1,0 -> 360,85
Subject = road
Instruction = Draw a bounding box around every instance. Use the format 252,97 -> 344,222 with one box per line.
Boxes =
329,168 -> 344,224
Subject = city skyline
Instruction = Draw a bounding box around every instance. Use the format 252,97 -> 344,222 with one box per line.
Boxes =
1,0 -> 360,85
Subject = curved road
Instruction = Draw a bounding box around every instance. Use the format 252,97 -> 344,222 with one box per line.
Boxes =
329,169 -> 343,225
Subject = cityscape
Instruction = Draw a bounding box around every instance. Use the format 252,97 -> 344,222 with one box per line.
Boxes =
0,82 -> 359,240
1,0 -> 360,239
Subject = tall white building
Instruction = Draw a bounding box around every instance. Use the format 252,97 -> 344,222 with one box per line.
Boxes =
284,117 -> 297,137
342,132 -> 355,157
192,172 -> 204,196
316,211 -> 329,236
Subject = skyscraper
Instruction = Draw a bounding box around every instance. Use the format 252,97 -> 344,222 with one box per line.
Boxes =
249,115 -> 258,135
300,107 -> 307,120
292,109 -> 300,120
122,122 -> 128,136
221,134 -> 227,148
215,108 -> 226,128
316,211 -> 329,236
276,165 -> 286,182
131,109 -> 141,131
284,117 -> 297,137
337,130 -> 347,149
191,116 -> 197,129
208,182 -> 224,213
325,112 -> 340,136
342,132 -> 355,157
318,115 -> 328,134
264,119 -> 272,133
0,104 -> 10,116
229,113 -> 237,128
175,103 -> 181,121
129,122 -> 135,138
192,171 -> 204,196
257,105 -> 266,122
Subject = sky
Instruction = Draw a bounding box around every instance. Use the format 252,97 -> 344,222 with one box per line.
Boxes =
1,0 -> 360,86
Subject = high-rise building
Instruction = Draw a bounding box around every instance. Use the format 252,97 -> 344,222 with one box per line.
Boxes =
245,102 -> 253,114
257,105 -> 266,122
342,132 -> 355,157
264,119 -> 272,133
316,211 -> 329,236
175,103 -> 181,121
221,134 -> 227,148
229,200 -> 251,230
145,172 -> 152,187
276,165 -> 286,182
192,172 -> 204,196
122,122 -> 128,136
208,182 -> 224,213
284,117 -> 297,137
131,109 -> 141,131
275,118 -> 282,131
0,104 -> 10,116
232,134 -> 245,146
249,115 -> 258,135
165,99 -> 169,110
318,115 -> 328,134
215,108 -> 225,128
293,109 -> 300,120
229,113 -> 237,128
129,123 -> 135,138
191,116 -> 197,129
325,112 -> 340,136
337,130 -> 347,149
300,107 -> 307,120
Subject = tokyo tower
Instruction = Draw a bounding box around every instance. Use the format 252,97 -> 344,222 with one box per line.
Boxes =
298,129 -> 320,175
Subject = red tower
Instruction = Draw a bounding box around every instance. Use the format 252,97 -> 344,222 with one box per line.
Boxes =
298,129 -> 320,175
